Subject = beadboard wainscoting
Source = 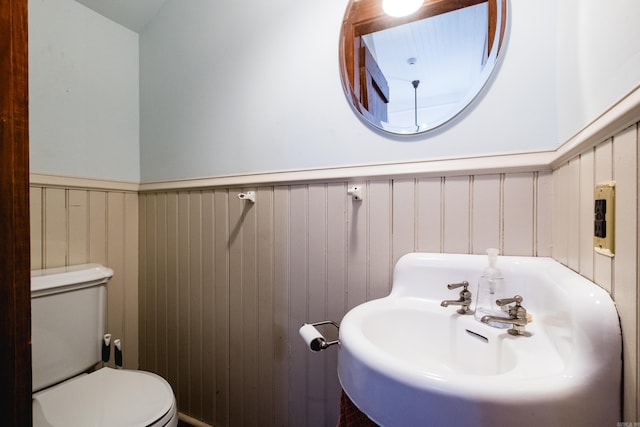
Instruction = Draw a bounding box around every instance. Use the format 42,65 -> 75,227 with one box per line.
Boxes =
552,122 -> 640,421
138,172 -> 552,426
30,180 -> 139,369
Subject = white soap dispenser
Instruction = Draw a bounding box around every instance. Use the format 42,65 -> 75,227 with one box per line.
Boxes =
474,248 -> 509,328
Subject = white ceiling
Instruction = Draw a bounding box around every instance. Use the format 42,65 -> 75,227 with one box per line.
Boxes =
74,0 -> 167,33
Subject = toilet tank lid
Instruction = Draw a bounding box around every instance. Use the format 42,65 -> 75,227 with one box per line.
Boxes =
31,264 -> 114,297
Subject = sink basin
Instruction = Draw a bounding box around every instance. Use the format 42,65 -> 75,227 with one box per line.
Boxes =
338,253 -> 621,427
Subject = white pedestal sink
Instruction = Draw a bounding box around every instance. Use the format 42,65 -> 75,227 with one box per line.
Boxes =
338,253 -> 621,427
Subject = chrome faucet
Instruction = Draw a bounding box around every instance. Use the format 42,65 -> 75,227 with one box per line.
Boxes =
441,281 -> 473,315
481,295 -> 531,336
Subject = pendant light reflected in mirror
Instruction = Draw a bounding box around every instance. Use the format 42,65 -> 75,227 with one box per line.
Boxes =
412,79 -> 420,131
382,0 -> 424,17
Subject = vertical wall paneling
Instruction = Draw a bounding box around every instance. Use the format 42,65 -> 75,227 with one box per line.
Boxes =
611,125 -> 638,421
143,194 -> 158,373
288,185 -> 310,426
416,178 -> 443,253
213,190 -> 230,427
471,174 -> 501,254
106,192 -> 126,367
177,193 -> 191,412
155,193 -> 168,378
346,182 -> 367,311
637,125 -> 640,420
503,173 -> 535,256
552,165 -> 569,264
368,181 -> 392,301
636,125 -> 640,420
324,183 -> 347,424
443,176 -> 471,254
228,189 -> 243,425
117,192 -> 140,367
578,149 -> 595,279
136,167 -> 598,426
200,190 -> 215,423
240,189 -> 259,427
68,190 -> 88,265
189,192 -> 204,419
31,184 -> 138,370
88,191 -> 107,264
139,195 -> 148,371
256,187 -> 275,424
392,179 -> 416,265
166,193 -> 181,395
272,186 -> 290,427
44,188 -> 66,267
566,161 -> 581,269
307,184 -> 328,423
30,187 -> 43,270
593,140 -> 614,291
535,171 -> 553,257
551,123 -> 640,420
39,160 -> 637,427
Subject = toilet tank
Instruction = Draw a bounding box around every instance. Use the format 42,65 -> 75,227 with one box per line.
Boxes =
31,264 -> 113,392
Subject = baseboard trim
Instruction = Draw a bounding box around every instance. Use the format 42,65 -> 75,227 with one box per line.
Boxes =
178,412 -> 213,427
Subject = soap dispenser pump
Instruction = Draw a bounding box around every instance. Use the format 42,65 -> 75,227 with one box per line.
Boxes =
474,248 -> 509,328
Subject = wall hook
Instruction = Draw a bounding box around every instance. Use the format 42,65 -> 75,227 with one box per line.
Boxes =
238,191 -> 256,203
347,186 -> 363,201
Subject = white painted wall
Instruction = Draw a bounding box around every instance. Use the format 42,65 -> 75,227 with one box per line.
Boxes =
29,0 -> 140,182
28,0 -> 640,183
555,0 -> 640,142
139,0 -> 558,182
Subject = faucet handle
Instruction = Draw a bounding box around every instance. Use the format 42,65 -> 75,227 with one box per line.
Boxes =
495,295 -> 531,336
496,295 -> 523,307
441,281 -> 473,315
447,281 -> 469,290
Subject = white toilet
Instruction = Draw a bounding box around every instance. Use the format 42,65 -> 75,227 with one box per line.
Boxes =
31,264 -> 178,427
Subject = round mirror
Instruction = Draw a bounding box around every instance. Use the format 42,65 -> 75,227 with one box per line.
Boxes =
339,0 -> 507,135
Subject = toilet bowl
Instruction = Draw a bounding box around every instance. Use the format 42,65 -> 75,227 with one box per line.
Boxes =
31,264 -> 178,427
33,368 -> 178,427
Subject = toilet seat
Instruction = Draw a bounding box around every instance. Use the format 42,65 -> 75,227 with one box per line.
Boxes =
33,367 -> 177,427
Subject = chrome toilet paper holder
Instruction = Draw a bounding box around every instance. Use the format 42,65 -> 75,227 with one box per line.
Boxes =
299,320 -> 340,352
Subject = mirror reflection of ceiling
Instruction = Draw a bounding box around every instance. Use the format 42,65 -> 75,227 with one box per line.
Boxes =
362,3 -> 489,130
73,0 -> 167,33
340,0 -> 507,136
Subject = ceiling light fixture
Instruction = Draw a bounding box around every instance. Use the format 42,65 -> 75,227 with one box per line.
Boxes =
382,0 -> 423,17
